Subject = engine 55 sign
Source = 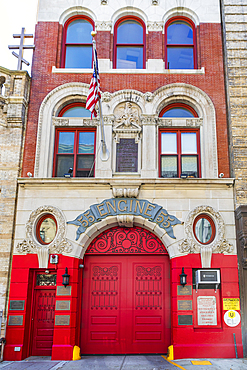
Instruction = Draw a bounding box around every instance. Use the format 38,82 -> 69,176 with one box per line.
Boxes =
68,198 -> 183,241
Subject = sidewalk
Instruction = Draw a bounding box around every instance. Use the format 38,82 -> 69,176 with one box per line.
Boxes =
1,356 -> 247,370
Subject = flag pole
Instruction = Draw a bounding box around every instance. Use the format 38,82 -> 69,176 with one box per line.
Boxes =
91,31 -> 109,161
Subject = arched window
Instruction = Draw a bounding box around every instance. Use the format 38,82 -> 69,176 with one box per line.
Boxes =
62,16 -> 94,68
53,103 -> 96,177
165,17 -> 196,69
159,104 -> 200,178
114,17 -> 145,69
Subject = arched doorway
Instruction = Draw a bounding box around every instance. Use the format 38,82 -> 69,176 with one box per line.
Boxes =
80,226 -> 171,354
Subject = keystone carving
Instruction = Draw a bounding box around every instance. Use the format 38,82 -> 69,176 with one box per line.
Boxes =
179,205 -> 233,268
112,187 -> 139,198
17,205 -> 72,268
117,215 -> 134,227
114,102 -> 141,128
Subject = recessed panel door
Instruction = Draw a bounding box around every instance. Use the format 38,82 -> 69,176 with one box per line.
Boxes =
32,289 -> 55,356
81,255 -> 170,354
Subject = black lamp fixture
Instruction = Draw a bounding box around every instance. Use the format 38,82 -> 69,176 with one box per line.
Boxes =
62,267 -> 70,288
64,168 -> 73,178
179,267 -> 187,287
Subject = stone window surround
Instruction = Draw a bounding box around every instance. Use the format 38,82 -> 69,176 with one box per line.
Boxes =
34,82 -> 218,179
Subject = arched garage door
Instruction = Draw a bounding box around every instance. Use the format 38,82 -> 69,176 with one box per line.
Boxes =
80,226 -> 170,354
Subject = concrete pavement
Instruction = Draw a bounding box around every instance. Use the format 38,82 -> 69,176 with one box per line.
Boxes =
1,356 -> 247,370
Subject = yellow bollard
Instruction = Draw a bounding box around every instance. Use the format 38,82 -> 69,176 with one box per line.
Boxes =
167,345 -> 174,361
73,345 -> 81,361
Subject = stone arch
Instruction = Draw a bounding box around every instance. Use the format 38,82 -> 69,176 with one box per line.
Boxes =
34,83 -> 90,178
152,83 -> 218,178
111,7 -> 148,33
162,7 -> 200,27
59,6 -> 97,25
77,215 -> 184,259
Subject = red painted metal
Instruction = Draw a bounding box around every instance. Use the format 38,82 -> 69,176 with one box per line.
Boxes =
87,226 -> 168,254
80,255 -> 170,354
159,102 -> 198,118
31,289 -> 55,356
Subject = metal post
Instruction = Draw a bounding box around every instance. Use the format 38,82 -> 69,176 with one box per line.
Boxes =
91,33 -> 109,162
233,333 -> 238,359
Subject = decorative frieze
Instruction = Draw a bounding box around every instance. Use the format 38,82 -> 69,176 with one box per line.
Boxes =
147,21 -> 163,31
112,188 -> 139,198
95,20 -> 112,31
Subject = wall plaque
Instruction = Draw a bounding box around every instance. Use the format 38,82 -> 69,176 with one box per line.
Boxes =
178,315 -> 193,325
223,298 -> 240,311
178,300 -> 192,311
116,138 -> 138,172
177,285 -> 192,296
9,300 -> 25,311
55,315 -> 70,326
56,286 -> 72,296
197,296 -> 217,325
56,300 -> 71,311
8,315 -> 23,326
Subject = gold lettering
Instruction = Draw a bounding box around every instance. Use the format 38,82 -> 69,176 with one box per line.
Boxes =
81,219 -> 88,227
97,204 -> 108,217
118,200 -> 127,212
84,211 -> 95,223
129,199 -> 133,212
78,216 -> 83,223
156,211 -> 168,223
144,203 -> 156,217
106,200 -> 116,213
134,200 -> 145,214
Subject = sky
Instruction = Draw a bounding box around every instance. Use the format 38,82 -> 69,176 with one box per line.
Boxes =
0,0 -> 39,75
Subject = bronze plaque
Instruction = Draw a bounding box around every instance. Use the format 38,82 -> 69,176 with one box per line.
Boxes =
56,286 -> 72,296
9,300 -> 25,311
178,315 -> 193,325
56,300 -> 71,311
178,300 -> 192,311
55,315 -> 70,326
8,315 -> 23,326
177,285 -> 192,296
116,139 -> 138,172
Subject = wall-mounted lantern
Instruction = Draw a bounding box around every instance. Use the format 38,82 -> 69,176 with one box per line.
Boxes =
62,267 -> 70,288
179,267 -> 187,287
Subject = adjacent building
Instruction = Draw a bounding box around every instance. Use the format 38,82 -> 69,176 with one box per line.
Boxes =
3,0 -> 243,361
221,0 -> 247,357
0,67 -> 30,337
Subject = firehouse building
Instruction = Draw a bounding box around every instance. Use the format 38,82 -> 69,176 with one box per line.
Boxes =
3,0 -> 243,361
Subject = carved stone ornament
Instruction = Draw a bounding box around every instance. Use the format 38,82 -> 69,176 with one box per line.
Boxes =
101,0 -> 108,4
147,21 -> 163,31
114,102 -> 141,128
95,20 -> 112,31
16,206 -> 72,268
52,117 -> 69,126
117,215 -> 134,227
144,92 -> 154,102
157,118 -> 172,127
186,118 -> 203,127
179,206 -> 233,268
152,0 -> 159,5
112,187 -> 139,198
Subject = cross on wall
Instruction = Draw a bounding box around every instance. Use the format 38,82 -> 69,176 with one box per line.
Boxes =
8,27 -> 35,70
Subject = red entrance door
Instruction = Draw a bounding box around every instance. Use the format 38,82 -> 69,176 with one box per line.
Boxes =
32,289 -> 55,356
81,255 -> 170,354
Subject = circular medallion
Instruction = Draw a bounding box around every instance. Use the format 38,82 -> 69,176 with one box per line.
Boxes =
224,310 -> 240,327
36,214 -> 57,245
193,214 -> 215,244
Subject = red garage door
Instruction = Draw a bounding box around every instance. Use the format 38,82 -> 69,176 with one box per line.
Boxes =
80,227 -> 170,354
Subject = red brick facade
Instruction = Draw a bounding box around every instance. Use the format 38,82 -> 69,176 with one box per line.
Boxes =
22,22 -> 229,178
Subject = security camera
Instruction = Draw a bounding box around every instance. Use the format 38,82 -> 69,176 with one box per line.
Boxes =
27,172 -> 32,177
219,173 -> 224,178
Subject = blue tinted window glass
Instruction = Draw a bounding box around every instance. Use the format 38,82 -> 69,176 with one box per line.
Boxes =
167,47 -> 194,69
67,20 -> 93,43
117,21 -> 143,44
78,132 -> 95,154
65,46 -> 92,68
62,106 -> 91,118
163,108 -> 194,118
167,22 -> 193,45
58,132 -> 75,153
117,47 -> 143,69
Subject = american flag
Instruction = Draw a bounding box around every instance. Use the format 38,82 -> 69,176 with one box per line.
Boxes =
86,52 -> 101,118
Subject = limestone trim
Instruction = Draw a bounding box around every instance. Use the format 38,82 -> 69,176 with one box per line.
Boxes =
147,21 -> 163,32
75,215 -> 183,259
16,205 -> 72,267
59,6 -> 97,25
112,187 -> 139,198
95,21 -> 112,31
35,82 -> 90,178
179,205 -> 233,267
110,7 -> 148,33
163,7 -> 200,27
